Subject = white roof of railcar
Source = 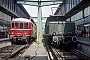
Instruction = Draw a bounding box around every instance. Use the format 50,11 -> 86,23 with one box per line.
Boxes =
11,18 -> 37,28
11,18 -> 31,22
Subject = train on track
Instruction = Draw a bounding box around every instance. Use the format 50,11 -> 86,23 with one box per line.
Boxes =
9,18 -> 37,44
44,15 -> 77,49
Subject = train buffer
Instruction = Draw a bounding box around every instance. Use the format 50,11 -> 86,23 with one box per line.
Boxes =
20,42 -> 49,60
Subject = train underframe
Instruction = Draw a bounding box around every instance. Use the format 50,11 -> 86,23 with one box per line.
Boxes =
44,34 -> 77,50
10,36 -> 36,45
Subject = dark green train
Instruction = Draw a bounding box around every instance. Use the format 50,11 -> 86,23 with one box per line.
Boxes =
44,15 -> 77,49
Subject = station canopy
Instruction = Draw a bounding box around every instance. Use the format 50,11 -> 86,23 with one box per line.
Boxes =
16,0 -> 62,6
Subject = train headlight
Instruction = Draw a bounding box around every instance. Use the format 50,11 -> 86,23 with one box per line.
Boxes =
12,32 -> 14,34
53,36 -> 58,42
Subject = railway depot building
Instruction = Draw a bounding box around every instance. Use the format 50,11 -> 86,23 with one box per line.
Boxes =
0,0 -> 30,38
55,0 -> 90,35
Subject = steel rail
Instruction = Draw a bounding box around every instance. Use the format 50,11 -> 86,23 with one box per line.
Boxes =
71,48 -> 90,60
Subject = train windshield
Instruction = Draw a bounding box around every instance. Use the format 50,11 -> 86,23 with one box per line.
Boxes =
11,22 -> 28,29
11,22 -> 18,29
15,23 -> 18,29
12,23 -> 14,29
24,23 -> 28,29
20,23 -> 23,29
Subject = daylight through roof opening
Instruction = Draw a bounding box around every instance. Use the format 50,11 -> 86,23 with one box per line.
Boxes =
17,0 -> 62,6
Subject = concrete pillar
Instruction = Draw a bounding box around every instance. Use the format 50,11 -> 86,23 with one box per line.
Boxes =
37,6 -> 42,44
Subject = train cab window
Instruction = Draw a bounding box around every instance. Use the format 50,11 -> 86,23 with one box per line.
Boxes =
24,23 -> 28,29
20,23 -> 23,29
12,23 -> 14,29
15,23 -> 18,29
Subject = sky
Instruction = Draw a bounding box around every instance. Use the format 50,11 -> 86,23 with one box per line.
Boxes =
23,4 -> 60,30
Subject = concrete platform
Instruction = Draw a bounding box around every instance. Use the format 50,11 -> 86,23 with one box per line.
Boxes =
0,38 -> 9,42
20,42 -> 49,60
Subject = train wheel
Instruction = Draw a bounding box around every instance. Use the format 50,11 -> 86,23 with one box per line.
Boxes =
26,39 -> 29,44
56,42 -> 60,48
11,42 -> 13,45
10,39 -> 14,45
10,40 -> 14,45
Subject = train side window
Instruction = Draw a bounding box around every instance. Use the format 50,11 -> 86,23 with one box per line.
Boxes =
20,23 -> 23,29
12,23 -> 14,29
24,23 -> 28,29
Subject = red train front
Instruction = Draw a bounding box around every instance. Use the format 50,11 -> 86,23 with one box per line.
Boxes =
9,18 -> 37,44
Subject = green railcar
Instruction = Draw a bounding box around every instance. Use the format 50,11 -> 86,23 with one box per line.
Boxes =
44,16 -> 76,49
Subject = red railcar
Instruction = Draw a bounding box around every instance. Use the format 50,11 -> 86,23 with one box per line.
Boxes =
9,18 -> 37,44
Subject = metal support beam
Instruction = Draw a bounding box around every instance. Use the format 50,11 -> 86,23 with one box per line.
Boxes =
37,6 -> 42,44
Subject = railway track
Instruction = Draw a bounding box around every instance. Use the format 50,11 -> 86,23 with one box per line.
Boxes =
47,45 -> 90,60
50,47 -> 80,60
0,45 -> 27,60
